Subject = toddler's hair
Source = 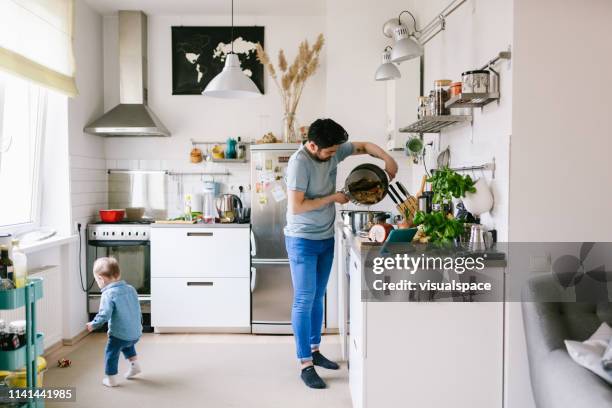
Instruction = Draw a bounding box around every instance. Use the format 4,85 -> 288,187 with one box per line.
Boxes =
93,257 -> 121,279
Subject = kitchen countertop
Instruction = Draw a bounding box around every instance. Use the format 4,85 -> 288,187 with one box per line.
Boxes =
337,222 -> 506,267
152,223 -> 250,228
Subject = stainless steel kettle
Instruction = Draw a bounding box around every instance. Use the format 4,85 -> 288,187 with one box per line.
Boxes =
216,194 -> 242,222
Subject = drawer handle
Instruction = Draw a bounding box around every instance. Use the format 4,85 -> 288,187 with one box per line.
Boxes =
187,232 -> 213,237
187,282 -> 214,286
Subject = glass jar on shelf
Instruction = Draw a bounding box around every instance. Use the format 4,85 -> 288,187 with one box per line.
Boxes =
433,79 -> 452,115
417,96 -> 431,119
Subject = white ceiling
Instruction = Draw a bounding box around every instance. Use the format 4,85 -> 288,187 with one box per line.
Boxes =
83,0 -> 326,16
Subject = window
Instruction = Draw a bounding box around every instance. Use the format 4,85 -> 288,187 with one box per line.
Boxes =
0,71 -> 46,230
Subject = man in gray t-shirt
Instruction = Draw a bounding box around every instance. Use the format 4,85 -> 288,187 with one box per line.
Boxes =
284,118 -> 397,389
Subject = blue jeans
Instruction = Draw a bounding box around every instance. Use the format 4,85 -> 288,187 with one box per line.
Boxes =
105,335 -> 138,375
285,236 -> 335,361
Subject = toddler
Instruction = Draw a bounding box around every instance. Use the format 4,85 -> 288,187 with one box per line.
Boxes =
86,257 -> 143,387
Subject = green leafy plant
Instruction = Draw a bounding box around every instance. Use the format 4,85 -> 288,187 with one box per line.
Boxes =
427,167 -> 476,205
413,210 -> 464,244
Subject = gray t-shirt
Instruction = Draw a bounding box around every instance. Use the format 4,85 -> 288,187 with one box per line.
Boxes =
284,142 -> 354,240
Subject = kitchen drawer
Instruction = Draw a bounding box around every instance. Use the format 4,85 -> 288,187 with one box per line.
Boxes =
151,227 -> 250,278
151,277 -> 250,328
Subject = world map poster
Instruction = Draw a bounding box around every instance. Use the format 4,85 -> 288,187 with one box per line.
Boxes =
171,26 -> 265,95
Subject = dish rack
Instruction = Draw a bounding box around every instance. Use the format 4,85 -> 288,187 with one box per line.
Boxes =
0,278 -> 45,407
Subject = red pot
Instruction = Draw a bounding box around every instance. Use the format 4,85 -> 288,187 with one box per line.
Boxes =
99,209 -> 125,223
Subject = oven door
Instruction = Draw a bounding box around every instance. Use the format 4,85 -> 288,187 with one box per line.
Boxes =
87,240 -> 150,297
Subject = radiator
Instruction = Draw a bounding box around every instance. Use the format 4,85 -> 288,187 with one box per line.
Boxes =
0,265 -> 62,351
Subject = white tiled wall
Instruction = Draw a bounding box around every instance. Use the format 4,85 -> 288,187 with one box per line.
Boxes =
106,158 -> 252,219
70,154 -> 108,223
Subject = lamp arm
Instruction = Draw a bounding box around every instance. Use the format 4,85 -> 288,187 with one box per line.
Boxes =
397,10 -> 419,35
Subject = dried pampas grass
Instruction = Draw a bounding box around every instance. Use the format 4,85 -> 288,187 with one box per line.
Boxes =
256,34 -> 325,119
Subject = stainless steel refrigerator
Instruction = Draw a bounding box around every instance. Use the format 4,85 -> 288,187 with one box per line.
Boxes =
250,143 -> 303,334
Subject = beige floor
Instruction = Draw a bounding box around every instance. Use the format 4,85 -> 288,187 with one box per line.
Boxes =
44,333 -> 351,408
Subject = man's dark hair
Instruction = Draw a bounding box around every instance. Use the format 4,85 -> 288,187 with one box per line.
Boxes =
307,119 -> 349,148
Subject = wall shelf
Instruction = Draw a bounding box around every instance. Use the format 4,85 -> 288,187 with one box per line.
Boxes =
445,92 -> 500,109
210,158 -> 248,164
399,115 -> 472,134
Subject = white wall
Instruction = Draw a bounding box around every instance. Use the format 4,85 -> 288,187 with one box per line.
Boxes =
507,1 -> 612,407
64,0 -> 106,340
408,0 -> 512,240
510,0 -> 612,241
103,13 -> 326,155
324,0 -> 417,214
101,13 -> 325,215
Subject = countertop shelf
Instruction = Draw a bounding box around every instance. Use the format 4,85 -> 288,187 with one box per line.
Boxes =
445,92 -> 500,109
399,115 -> 472,134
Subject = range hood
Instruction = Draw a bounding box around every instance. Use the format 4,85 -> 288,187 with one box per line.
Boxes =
84,11 -> 170,137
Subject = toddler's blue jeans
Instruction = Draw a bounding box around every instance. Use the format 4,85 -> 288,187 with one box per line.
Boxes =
105,335 -> 139,375
285,236 -> 335,362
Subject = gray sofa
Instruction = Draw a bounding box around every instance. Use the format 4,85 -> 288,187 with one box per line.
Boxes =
522,272 -> 612,408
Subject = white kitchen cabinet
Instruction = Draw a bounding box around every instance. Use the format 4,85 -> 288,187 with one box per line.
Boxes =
348,248 -> 366,408
151,277 -> 250,329
151,227 -> 249,278
151,226 -> 251,331
348,244 -> 505,408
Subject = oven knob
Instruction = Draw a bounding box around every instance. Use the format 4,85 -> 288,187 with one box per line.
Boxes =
135,232 -> 139,236
93,232 -> 97,236
112,232 -> 115,236
128,232 -> 132,236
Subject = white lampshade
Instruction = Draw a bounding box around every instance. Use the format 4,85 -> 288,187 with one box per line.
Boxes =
202,53 -> 261,99
375,48 -> 401,81
390,24 -> 424,63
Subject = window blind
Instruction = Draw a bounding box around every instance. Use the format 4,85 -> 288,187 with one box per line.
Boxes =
0,0 -> 78,97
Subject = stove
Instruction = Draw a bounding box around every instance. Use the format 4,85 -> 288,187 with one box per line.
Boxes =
88,223 -> 151,241
87,222 -> 153,331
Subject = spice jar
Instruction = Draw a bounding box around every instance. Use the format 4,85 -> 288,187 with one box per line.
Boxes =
428,90 -> 436,117
450,82 -> 462,97
433,79 -> 452,115
417,96 -> 430,119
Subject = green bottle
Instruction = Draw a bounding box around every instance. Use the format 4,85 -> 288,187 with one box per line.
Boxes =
0,245 -> 13,281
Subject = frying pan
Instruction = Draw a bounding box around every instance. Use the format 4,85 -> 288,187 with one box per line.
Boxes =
341,163 -> 389,206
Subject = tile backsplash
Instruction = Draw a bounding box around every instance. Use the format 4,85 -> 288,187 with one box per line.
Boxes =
106,158 -> 252,219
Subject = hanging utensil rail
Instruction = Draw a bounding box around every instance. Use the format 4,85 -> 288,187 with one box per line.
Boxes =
449,158 -> 496,179
107,169 -> 231,176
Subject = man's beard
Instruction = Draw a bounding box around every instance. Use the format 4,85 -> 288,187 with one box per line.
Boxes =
305,148 -> 331,162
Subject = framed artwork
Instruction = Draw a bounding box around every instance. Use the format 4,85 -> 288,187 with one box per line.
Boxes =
171,26 -> 265,95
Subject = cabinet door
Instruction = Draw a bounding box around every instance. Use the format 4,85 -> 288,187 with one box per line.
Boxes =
349,329 -> 365,408
349,249 -> 365,356
151,277 -> 250,328
348,248 -> 366,408
151,228 -> 249,278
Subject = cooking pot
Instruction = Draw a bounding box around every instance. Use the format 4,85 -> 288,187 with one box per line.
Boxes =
99,209 -> 125,223
341,210 -> 390,233
341,164 -> 389,206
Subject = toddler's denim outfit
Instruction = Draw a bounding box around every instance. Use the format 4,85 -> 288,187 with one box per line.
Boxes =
91,280 -> 142,375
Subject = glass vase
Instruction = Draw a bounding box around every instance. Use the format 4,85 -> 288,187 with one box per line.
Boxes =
282,113 -> 298,143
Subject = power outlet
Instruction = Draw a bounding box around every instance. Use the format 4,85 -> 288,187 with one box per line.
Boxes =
530,254 -> 551,272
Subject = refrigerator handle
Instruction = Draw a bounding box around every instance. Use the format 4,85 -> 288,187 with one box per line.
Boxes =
250,266 -> 257,293
250,229 -> 257,257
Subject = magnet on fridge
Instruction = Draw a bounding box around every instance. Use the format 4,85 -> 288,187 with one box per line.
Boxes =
271,183 -> 287,202
258,194 -> 268,205
265,159 -> 273,170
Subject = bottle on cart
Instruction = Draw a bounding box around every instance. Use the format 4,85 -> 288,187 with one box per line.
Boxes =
0,245 -> 13,281
11,240 -> 27,288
